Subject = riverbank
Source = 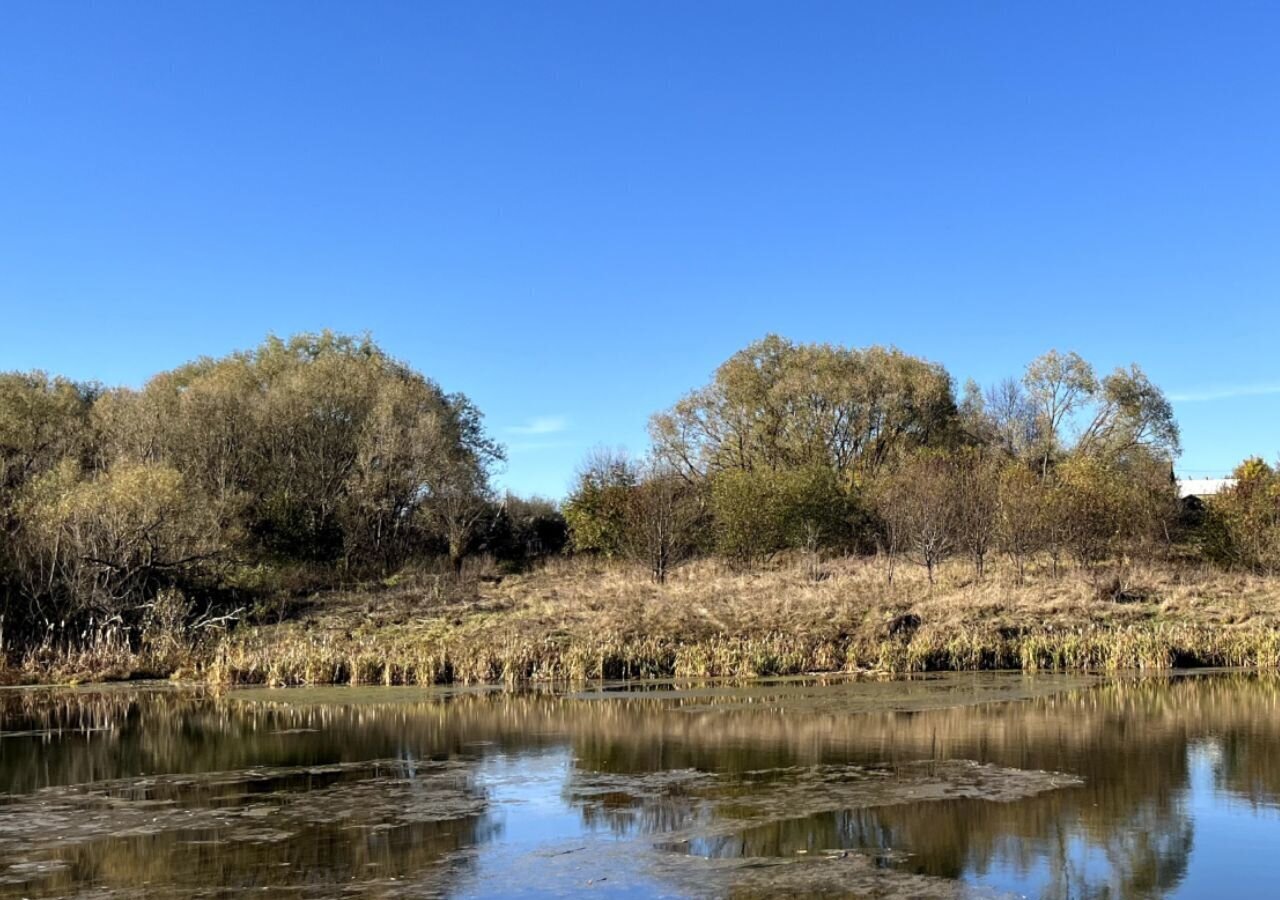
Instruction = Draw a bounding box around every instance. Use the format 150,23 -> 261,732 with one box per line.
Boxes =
13,555 -> 1280,687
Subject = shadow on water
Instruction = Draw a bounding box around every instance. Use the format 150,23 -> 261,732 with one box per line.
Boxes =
3,671 -> 1280,896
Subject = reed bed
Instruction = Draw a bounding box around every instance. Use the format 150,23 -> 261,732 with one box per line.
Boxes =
204,621 -> 1280,687
10,555 -> 1280,686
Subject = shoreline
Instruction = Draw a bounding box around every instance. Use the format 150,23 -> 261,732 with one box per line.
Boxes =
3,665 -> 1267,697
9,556 -> 1280,688
207,621 -> 1280,688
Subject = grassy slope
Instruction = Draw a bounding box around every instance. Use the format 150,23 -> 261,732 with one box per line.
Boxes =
205,555 -> 1280,686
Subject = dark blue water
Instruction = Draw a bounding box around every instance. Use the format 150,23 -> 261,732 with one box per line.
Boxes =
2,672 -> 1278,898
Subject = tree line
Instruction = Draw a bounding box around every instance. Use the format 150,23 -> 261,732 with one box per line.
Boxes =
0,333 -> 564,650
4,331 -> 1279,657
565,334 -> 1275,584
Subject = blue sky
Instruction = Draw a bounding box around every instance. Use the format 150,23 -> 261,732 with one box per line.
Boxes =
2,2 -> 1278,497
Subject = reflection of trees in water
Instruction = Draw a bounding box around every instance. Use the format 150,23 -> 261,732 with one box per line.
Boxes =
560,674 -> 1280,897
6,674 -> 1280,896
1212,727 -> 1280,808
0,743 -> 501,898
697,787 -> 1194,898
579,789 -> 703,837
570,763 -> 1195,898
16,813 -> 500,899
0,688 -> 575,795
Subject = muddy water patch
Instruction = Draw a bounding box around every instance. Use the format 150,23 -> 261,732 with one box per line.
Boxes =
0,758 -> 492,895
566,759 -> 1080,846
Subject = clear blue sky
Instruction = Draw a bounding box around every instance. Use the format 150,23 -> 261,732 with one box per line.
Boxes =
3,2 -> 1278,497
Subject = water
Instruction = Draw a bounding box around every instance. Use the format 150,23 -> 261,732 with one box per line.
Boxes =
2,671 -> 1280,898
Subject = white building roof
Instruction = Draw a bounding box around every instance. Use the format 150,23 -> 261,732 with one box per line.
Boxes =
1177,478 -> 1237,499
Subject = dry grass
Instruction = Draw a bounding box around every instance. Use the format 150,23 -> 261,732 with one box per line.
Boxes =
8,554 -> 1279,686
3,622 -> 203,687
199,554 -> 1280,687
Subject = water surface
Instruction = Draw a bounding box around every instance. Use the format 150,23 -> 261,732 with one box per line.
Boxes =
3,671 -> 1279,897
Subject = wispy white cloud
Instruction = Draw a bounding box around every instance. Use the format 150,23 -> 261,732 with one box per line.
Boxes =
1169,383 -> 1280,403
508,440 -> 574,454
507,415 -> 568,436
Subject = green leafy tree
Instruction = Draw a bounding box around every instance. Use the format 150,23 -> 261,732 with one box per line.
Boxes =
16,461 -> 218,625
1,332 -> 505,648
711,464 -> 856,565
418,393 -> 504,576
477,494 -> 568,570
650,335 -> 959,483
1021,351 -> 1179,477
1,374 -> 99,632
563,449 -> 637,557
1052,452 -> 1175,575
1204,458 -> 1280,572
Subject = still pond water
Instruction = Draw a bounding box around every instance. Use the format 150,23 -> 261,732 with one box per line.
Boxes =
2,672 -> 1280,898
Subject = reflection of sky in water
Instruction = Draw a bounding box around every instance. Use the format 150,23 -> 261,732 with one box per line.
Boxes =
459,734 -> 1280,898
456,750 -> 669,898
1172,741 -> 1280,898
952,740 -> 1280,899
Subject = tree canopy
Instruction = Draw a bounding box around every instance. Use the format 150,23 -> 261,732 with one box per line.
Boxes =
0,333 -> 507,643
649,334 -> 959,484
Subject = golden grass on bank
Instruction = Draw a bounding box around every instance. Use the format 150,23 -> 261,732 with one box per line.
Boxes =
197,554 -> 1280,687
3,623 -> 198,686
7,554 -> 1280,686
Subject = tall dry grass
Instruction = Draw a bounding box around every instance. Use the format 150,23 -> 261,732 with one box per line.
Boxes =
8,553 -> 1279,686
202,553 -> 1280,687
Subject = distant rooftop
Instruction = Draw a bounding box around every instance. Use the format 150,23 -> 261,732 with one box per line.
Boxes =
1177,478 -> 1237,499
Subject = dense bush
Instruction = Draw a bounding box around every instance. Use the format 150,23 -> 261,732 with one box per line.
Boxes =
1203,459 -> 1280,573
710,465 -> 857,564
0,333 -> 512,651
478,495 -> 570,571
563,452 -> 705,582
562,449 -> 636,558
